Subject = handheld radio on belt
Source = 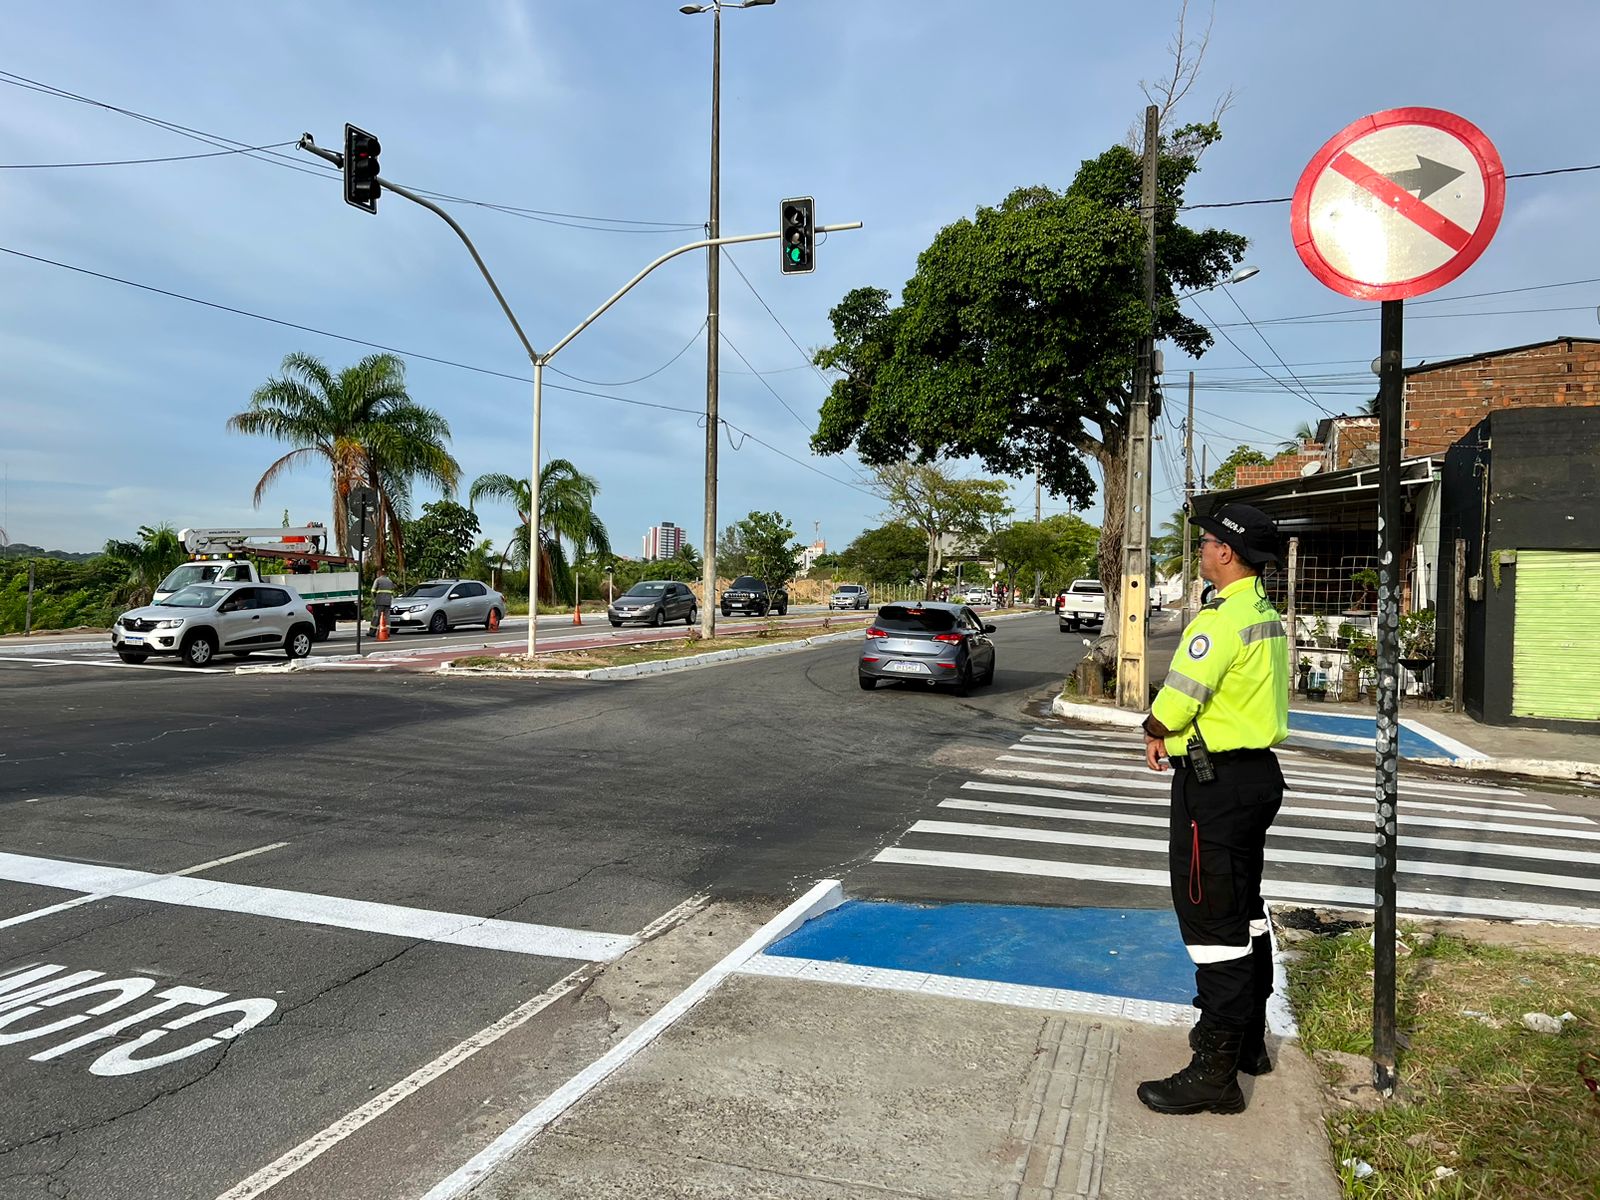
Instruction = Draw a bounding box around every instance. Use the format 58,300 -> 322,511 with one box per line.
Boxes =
1187,720 -> 1217,785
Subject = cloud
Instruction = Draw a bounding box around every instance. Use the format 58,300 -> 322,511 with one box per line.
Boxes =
422,0 -> 566,105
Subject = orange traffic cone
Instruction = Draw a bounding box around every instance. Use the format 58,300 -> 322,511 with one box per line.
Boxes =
487,608 -> 500,632
572,600 -> 583,626
377,610 -> 390,641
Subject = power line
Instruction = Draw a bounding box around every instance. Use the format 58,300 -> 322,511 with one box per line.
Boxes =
1176,163 -> 1600,211
547,322 -> 705,387
1188,295 -> 1335,418
1217,285 -> 1323,408
0,70 -> 701,234
0,141 -> 298,169
717,328 -> 815,435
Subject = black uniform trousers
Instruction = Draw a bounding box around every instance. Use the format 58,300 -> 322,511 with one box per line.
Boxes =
1167,749 -> 1285,1031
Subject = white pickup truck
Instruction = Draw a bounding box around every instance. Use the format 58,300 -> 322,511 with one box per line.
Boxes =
1056,579 -> 1107,632
155,528 -> 362,640
1056,578 -> 1161,632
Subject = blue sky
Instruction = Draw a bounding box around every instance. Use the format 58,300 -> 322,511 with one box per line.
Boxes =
2,1 -> 1596,557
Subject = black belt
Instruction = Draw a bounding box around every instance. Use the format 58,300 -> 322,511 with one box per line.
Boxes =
1169,747 -> 1274,766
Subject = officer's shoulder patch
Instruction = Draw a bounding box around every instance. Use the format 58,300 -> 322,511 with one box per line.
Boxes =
1187,633 -> 1212,660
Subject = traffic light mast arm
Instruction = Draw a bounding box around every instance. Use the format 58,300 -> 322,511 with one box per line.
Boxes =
545,221 -> 862,361
299,133 -> 538,367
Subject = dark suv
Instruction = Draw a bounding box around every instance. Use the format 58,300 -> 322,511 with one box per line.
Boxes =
720,575 -> 789,617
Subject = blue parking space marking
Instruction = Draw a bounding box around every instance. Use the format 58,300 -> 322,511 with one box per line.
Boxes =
765,900 -> 1195,1005
1288,711 -> 1465,759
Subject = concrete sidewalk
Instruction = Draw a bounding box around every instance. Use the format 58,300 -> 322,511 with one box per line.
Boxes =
421,886 -> 1342,1200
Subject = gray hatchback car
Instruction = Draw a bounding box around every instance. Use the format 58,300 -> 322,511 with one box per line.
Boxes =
608,580 -> 698,627
388,579 -> 506,633
858,601 -> 997,694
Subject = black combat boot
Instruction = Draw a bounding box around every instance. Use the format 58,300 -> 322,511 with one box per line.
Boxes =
1191,1006 -> 1272,1075
1138,1022 -> 1246,1115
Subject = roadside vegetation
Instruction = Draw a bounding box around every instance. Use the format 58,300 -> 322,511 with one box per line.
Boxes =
1284,917 -> 1600,1199
449,623 -> 832,672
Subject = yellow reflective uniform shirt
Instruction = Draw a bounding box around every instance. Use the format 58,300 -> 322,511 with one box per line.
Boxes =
1150,576 -> 1289,757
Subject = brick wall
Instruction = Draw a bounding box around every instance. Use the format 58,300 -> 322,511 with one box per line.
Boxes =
1234,442 -> 1324,488
1404,339 -> 1600,457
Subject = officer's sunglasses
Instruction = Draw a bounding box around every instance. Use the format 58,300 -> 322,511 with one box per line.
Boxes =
1197,536 -> 1226,550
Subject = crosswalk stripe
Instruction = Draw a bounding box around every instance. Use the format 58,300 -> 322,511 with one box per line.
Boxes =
937,799 -> 1600,868
872,847 -> 1600,926
983,765 -> 1585,825
904,820 -> 1600,894
1026,727 -> 1312,757
1013,740 -> 1526,800
1000,755 -> 1555,812
960,781 -> 1600,844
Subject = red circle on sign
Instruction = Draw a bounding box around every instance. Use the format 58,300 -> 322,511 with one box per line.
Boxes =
1291,107 -> 1505,301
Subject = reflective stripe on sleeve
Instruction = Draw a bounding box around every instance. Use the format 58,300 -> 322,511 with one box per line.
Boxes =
1185,942 -> 1253,965
1249,918 -> 1269,938
1238,620 -> 1286,645
1162,671 -> 1213,703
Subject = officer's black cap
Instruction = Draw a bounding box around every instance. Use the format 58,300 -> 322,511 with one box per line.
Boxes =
1192,503 -> 1283,568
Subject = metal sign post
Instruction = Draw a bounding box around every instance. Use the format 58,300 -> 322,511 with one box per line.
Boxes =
1290,106 -> 1504,1095
347,486 -> 378,657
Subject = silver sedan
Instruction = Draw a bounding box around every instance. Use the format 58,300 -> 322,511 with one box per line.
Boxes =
387,579 -> 506,634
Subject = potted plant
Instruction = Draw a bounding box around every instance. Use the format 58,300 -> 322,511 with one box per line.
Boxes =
1312,615 -> 1333,648
1399,608 -> 1436,667
1346,568 -> 1379,614
1344,629 -> 1377,702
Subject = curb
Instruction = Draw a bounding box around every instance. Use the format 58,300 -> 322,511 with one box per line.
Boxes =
435,608 -> 1048,683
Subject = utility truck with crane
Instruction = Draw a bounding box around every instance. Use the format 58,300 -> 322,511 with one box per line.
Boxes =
155,527 -> 362,641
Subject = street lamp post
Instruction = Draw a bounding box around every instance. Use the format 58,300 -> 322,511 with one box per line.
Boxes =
681,0 -> 776,640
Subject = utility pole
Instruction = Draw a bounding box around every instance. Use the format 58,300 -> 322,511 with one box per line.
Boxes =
1033,470 -> 1043,605
700,1 -> 723,640
1181,370 -> 1196,623
1117,104 -> 1160,710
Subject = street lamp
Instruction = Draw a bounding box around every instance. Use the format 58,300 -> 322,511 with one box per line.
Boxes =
681,0 -> 777,642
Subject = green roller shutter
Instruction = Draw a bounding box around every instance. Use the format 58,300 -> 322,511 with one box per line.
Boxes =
1511,550 -> 1600,721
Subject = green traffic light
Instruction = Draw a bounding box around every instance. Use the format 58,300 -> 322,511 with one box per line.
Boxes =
788,247 -> 802,262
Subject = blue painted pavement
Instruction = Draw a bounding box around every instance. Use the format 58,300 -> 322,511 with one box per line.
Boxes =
766,900 -> 1195,1005
1288,710 -> 1460,759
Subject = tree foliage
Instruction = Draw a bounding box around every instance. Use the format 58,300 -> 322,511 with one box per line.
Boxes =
838,521 -> 926,584
810,131 -> 1245,616
872,463 -> 1011,599
228,352 -> 460,572
468,460 -> 611,604
100,524 -> 185,606
729,511 -> 801,591
402,500 -> 481,582
1207,445 -> 1270,491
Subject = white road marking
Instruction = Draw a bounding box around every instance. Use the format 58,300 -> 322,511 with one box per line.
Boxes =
0,843 -> 288,931
418,879 -> 845,1200
1014,738 -> 1524,798
905,820 -> 1600,894
983,764 -> 1586,824
937,798 -> 1600,867
211,965 -> 598,1200
960,781 -> 1600,843
0,656 -> 195,672
873,848 -> 1600,925
0,852 -> 636,960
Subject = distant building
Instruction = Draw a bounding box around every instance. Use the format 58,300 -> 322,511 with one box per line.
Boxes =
796,539 -> 827,576
643,521 -> 685,561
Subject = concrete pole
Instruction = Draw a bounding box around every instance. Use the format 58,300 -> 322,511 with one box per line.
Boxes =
699,5 -> 722,640
1116,104 -> 1160,710
1181,370 -> 1195,623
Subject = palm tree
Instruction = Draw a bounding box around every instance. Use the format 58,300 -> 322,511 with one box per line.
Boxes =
1151,510 -> 1194,578
227,352 -> 460,571
101,524 -> 184,606
1277,421 -> 1318,454
469,459 -> 612,603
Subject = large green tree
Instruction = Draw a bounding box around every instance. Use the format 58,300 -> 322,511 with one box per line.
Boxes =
402,500 -> 481,582
810,128 -> 1245,622
871,463 -> 1011,599
728,511 -> 801,593
838,521 -> 926,584
228,352 -> 460,572
468,459 -> 611,604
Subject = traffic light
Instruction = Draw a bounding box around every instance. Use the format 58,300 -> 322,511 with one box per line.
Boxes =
343,124 -> 381,214
780,196 -> 814,274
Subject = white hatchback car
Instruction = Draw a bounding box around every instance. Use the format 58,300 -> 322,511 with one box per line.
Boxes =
960,587 -> 992,605
112,582 -> 316,667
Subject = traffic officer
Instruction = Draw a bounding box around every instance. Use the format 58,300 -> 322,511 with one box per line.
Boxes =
1135,502 -> 1288,1116
369,570 -> 395,635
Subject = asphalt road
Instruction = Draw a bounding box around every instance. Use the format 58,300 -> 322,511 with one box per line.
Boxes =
0,608 -> 1096,1199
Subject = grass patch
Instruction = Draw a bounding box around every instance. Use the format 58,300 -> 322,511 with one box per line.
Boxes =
1285,920 -> 1600,1198
449,626 -> 827,672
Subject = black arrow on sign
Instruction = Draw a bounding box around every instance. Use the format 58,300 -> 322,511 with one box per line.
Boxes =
1383,155 -> 1465,201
